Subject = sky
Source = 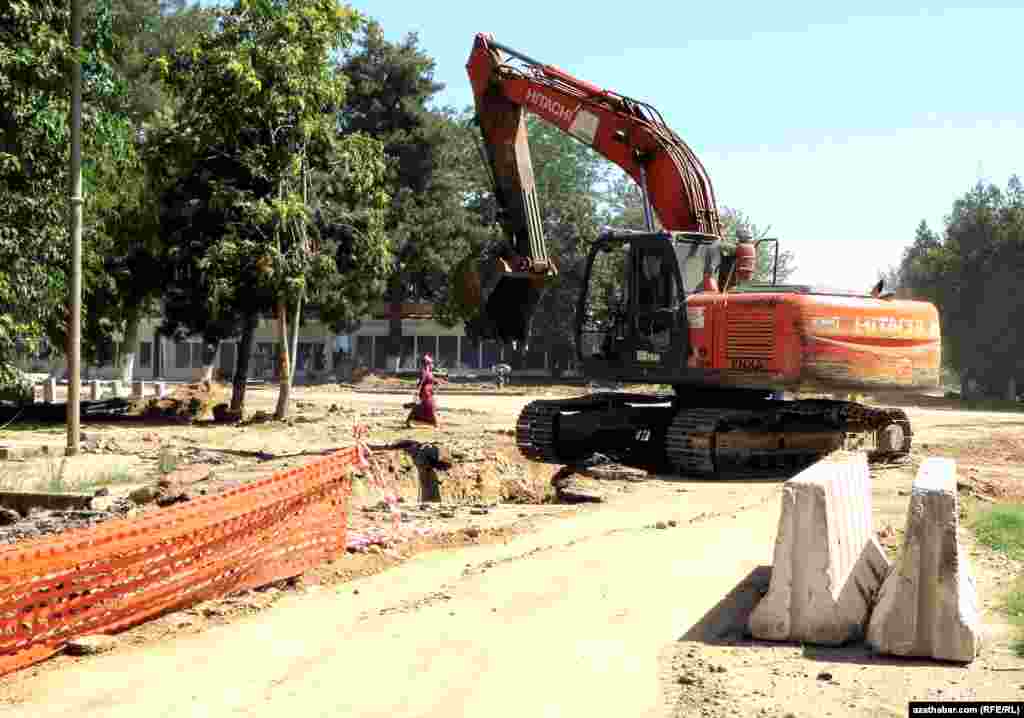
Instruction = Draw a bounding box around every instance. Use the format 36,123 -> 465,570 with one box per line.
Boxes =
207,1 -> 1024,292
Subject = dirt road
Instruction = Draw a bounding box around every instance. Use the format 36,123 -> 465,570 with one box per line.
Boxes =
2,388 -> 1023,716
1,478 -> 781,718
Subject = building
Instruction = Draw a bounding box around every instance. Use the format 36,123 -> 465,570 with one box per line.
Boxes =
16,303 -> 562,382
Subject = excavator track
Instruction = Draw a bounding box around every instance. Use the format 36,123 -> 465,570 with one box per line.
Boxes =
515,400 -> 562,463
666,407 -> 832,479
516,394 -> 913,480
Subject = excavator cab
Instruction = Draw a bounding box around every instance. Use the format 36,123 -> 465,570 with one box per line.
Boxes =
577,230 -> 722,380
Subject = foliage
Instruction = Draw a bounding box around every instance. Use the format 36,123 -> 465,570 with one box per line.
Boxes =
893,176 -> 1024,394
0,0 -> 136,382
717,207 -> 796,284
338,23 -> 493,358
150,0 -> 390,412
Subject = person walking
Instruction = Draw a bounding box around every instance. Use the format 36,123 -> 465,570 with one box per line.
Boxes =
405,353 -> 444,428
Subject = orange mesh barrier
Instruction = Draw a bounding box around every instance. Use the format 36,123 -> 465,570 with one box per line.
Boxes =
0,446 -> 357,677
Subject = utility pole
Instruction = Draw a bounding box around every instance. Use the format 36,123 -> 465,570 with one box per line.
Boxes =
67,0 -> 82,456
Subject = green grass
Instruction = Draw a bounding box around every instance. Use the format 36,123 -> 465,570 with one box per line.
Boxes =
158,446 -> 179,474
79,466 -> 136,490
970,503 -> 1024,656
971,504 -> 1024,560
0,422 -> 65,435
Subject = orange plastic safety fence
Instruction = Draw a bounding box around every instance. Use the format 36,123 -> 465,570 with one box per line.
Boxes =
0,446 -> 357,677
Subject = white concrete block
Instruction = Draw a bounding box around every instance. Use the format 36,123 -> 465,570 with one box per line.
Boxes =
155,382 -> 167,398
749,453 -> 890,645
89,380 -> 102,401
132,380 -> 147,398
866,457 -> 981,663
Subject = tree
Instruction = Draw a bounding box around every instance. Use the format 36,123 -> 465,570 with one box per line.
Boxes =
718,207 -> 796,284
895,177 -> 1024,398
152,0 -> 390,418
0,0 -> 136,387
339,23 -> 491,368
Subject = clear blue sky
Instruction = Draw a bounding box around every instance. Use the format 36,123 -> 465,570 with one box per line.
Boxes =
208,1 -> 1024,292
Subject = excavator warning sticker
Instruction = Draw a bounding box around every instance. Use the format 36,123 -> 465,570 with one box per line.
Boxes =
568,110 -> 600,145
686,307 -> 705,329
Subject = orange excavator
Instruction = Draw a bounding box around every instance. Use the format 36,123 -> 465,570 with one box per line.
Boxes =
463,33 -> 941,477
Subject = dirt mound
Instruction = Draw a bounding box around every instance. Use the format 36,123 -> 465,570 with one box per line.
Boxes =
136,381 -> 229,421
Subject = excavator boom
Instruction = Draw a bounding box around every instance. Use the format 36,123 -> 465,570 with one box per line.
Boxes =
463,33 -> 721,344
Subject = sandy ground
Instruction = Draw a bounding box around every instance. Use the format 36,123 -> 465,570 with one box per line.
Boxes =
0,385 -> 1022,716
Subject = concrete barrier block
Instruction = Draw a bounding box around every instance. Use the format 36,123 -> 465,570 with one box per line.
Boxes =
43,378 -> 57,403
132,380 -> 147,398
749,453 -> 890,645
866,457 -> 981,663
155,382 -> 167,398
89,380 -> 102,401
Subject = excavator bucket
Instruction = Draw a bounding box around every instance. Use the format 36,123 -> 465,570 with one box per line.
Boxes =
452,252 -> 550,345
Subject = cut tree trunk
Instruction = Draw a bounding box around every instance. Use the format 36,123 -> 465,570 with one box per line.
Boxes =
274,301 -> 292,420
119,307 -> 141,385
230,315 -> 257,414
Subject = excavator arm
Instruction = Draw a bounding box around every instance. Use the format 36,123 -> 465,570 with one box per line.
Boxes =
464,33 -> 722,345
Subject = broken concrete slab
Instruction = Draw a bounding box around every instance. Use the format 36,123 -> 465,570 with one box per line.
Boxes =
748,453 -> 890,645
866,457 -> 981,663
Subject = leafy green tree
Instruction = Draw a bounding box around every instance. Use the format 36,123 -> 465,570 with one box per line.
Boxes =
0,0 -> 139,390
339,23 -> 492,367
152,0 -> 389,418
896,177 -> 1024,398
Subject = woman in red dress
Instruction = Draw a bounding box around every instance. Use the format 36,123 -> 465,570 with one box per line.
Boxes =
405,353 -> 443,428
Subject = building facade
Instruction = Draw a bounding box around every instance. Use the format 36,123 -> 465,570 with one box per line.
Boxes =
16,307 -> 563,382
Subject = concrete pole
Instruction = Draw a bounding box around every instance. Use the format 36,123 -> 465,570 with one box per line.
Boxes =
66,0 -> 82,456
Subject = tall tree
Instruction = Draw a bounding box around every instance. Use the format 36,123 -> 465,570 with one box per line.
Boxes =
0,0 -> 137,389
895,177 -> 1024,398
339,23 -> 493,369
153,0 -> 390,418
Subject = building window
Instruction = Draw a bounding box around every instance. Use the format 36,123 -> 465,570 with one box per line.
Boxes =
296,342 -> 325,374
418,336 -> 437,363
400,335 -> 415,369
355,336 -> 373,368
175,341 -> 190,369
139,341 -> 153,369
175,341 -> 209,369
438,336 -> 458,369
460,337 -> 480,369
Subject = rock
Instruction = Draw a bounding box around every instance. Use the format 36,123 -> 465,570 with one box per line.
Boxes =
159,464 -> 213,488
0,508 -> 21,526
554,476 -> 606,504
65,635 -> 117,656
470,508 -> 489,516
581,463 -> 649,482
816,671 -> 833,681
866,457 -> 981,663
128,486 -> 159,506
439,510 -> 456,519
678,674 -> 698,685
93,487 -> 110,497
156,489 -> 194,507
655,521 -> 668,530
748,454 -> 890,646
668,519 -> 678,528
463,527 -> 481,539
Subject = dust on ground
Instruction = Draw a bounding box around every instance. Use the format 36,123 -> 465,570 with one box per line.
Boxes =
1,383 -> 1024,715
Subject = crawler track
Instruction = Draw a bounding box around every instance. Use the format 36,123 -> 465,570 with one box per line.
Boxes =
516,394 -> 913,479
